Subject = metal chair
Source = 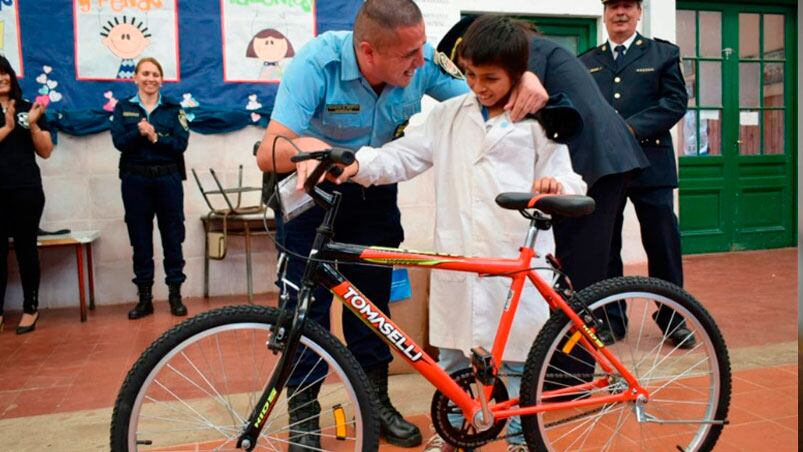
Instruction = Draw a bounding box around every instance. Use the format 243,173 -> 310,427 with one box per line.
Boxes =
191,165 -> 275,303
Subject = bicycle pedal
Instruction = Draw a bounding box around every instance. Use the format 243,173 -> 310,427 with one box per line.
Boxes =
470,347 -> 496,386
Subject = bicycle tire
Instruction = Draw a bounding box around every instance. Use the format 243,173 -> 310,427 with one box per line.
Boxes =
110,305 -> 379,451
520,276 -> 731,451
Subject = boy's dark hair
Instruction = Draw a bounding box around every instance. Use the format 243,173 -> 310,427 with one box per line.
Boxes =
0,56 -> 23,102
458,15 -> 532,81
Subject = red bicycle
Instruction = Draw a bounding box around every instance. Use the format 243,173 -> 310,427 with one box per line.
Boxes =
111,149 -> 731,451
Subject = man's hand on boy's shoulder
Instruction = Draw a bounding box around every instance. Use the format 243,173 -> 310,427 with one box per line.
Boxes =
505,72 -> 548,121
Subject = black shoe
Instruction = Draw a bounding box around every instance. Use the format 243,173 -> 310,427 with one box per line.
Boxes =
666,327 -> 697,349
366,364 -> 422,447
16,311 -> 39,335
596,321 -> 627,346
287,382 -> 322,451
596,327 -> 616,346
128,283 -> 154,320
168,283 -> 187,317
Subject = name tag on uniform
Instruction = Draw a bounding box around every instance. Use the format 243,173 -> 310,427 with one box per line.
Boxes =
326,104 -> 360,114
636,67 -> 655,73
123,111 -> 141,118
589,66 -> 603,73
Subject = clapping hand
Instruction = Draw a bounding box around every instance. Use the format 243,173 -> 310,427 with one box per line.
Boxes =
3,99 -> 16,132
138,119 -> 157,143
28,102 -> 46,125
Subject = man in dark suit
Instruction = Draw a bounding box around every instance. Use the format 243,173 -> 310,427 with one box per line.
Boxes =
580,0 -> 695,348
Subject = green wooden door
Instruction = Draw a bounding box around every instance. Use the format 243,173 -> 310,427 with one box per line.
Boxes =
465,15 -> 597,56
533,18 -> 597,55
676,2 -> 797,253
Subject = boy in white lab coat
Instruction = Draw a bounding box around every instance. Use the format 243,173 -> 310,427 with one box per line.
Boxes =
338,15 -> 586,450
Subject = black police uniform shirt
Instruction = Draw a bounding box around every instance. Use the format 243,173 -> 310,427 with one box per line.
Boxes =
0,99 -> 50,189
110,95 -> 189,179
580,33 -> 688,188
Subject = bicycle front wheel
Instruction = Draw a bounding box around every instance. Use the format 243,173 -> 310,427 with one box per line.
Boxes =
520,276 -> 731,452
111,305 -> 379,451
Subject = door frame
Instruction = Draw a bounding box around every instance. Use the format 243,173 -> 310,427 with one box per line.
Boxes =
677,0 -> 797,253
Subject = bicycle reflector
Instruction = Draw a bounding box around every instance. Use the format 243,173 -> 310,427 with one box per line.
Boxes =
333,404 -> 348,440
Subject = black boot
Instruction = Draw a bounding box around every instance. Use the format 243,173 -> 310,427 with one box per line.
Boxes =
287,382 -> 322,451
365,364 -> 422,447
128,283 -> 154,320
168,283 -> 187,316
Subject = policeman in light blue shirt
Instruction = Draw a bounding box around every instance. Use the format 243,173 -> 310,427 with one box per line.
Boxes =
256,2 -> 547,449
272,30 -> 467,150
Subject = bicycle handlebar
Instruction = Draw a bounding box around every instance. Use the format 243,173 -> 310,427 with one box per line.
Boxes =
290,147 -> 356,209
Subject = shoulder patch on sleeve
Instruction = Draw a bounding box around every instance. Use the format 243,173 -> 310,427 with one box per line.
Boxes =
178,109 -> 189,131
434,51 -> 465,80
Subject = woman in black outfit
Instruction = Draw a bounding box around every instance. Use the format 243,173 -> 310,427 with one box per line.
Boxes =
0,56 -> 54,334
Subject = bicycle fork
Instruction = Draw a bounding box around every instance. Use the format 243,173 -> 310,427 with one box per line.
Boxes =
237,284 -> 313,451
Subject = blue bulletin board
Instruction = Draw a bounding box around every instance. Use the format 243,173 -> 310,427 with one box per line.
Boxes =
6,0 -> 362,136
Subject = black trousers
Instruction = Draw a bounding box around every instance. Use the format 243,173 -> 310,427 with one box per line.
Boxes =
0,186 -> 45,315
549,173 -> 631,387
276,194 -> 403,387
606,186 -> 685,333
121,172 -> 186,285
554,172 -> 632,292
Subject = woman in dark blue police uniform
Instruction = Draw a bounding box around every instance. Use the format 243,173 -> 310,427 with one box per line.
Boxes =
0,55 -> 54,335
111,57 -> 190,320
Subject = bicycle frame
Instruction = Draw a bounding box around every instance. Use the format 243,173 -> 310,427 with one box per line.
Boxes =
238,154 -> 648,449
316,228 -> 650,423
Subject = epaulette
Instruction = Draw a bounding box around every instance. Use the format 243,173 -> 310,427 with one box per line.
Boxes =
577,45 -> 599,58
654,37 -> 679,48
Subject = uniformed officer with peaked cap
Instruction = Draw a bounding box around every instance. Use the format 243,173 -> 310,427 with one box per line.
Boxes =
580,0 -> 695,348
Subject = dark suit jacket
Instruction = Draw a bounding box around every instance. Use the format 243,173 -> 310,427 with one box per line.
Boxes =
528,37 -> 648,187
580,34 -> 688,188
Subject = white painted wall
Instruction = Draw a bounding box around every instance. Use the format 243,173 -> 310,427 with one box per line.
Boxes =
4,1 -> 683,311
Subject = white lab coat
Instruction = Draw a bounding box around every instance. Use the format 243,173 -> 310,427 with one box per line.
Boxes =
352,94 -> 586,362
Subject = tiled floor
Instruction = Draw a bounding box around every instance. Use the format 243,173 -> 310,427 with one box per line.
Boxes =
0,248 -> 797,450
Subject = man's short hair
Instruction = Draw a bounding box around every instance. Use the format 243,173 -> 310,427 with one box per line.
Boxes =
353,0 -> 423,49
458,15 -> 532,81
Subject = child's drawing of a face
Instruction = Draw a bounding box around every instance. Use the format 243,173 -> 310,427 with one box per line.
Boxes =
253,36 -> 288,63
101,16 -> 151,59
246,29 -> 295,63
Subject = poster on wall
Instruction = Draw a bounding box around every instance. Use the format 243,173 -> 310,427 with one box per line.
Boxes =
73,0 -> 179,81
0,0 -> 23,76
221,0 -> 317,83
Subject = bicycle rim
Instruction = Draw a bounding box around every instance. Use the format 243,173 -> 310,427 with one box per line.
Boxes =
523,279 -> 730,451
122,320 -> 366,451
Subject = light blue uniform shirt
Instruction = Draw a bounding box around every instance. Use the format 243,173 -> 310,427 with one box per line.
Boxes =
271,31 -> 469,149
131,94 -> 162,120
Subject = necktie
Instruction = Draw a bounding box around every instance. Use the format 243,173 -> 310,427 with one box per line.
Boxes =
614,45 -> 626,68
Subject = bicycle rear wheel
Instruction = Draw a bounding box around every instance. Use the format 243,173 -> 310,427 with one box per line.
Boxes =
520,276 -> 731,452
110,305 -> 379,451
